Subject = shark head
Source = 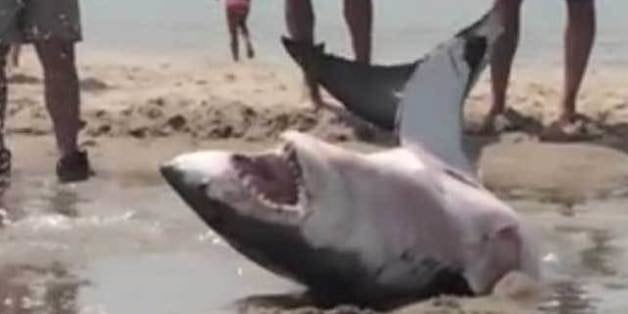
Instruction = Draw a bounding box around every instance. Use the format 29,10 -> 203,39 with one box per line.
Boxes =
160,131 -> 350,229
160,131 -> 380,301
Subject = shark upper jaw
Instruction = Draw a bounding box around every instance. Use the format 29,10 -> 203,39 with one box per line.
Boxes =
159,131 -> 344,227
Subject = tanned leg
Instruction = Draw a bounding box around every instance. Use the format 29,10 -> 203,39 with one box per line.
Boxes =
285,0 -> 326,108
0,45 -> 11,150
486,0 -> 522,128
227,10 -> 240,62
239,20 -> 255,59
343,0 -> 373,64
560,0 -> 596,123
285,0 -> 314,43
34,41 -> 81,157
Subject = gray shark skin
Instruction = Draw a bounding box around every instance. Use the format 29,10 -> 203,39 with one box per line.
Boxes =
282,12 -> 494,132
282,38 -> 416,130
161,8 -> 539,308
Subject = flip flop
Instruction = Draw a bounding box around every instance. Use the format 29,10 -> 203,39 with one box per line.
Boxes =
471,108 -> 531,136
539,114 -> 601,142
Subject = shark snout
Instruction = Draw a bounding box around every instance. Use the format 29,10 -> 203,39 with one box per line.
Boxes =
160,161 -> 181,185
160,160 -> 204,201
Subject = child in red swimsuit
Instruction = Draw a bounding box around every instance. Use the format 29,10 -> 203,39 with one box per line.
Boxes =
225,0 -> 255,61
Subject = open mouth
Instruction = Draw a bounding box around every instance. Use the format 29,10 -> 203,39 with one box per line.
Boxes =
231,142 -> 306,211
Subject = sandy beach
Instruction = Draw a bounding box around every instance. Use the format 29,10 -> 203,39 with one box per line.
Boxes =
8,49 -> 628,143
3,0 -> 628,311
7,49 -> 628,191
1,45 -> 628,314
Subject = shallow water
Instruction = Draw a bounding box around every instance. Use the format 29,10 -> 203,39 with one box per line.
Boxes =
0,170 -> 296,314
0,143 -> 627,313
83,0 -> 628,66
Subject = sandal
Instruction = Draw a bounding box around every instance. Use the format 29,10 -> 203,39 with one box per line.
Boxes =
471,108 -> 534,135
539,114 -> 601,142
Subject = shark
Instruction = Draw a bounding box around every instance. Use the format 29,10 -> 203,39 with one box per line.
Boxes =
160,8 -> 540,308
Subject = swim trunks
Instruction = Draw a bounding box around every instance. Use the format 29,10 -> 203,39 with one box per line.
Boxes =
0,0 -> 82,45
226,0 -> 250,17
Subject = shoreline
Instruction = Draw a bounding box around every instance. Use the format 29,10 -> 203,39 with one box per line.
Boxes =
5,51 -> 628,203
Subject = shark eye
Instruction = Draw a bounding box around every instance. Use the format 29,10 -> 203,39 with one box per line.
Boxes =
481,233 -> 490,242
197,181 -> 210,192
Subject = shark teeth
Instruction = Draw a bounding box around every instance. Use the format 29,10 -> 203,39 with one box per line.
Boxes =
233,142 -> 307,213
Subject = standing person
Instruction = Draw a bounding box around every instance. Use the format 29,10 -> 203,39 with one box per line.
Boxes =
0,0 -> 92,182
7,44 -> 20,69
482,0 -> 597,140
285,0 -> 373,108
224,0 -> 255,62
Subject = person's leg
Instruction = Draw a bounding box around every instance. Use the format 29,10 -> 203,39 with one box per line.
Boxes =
343,0 -> 372,63
8,45 -> 20,69
285,0 -> 328,108
24,0 -> 90,181
0,45 -> 10,151
560,0 -> 596,123
227,10 -> 240,62
239,19 -> 255,59
488,0 -> 522,119
285,0 -> 314,43
34,41 -> 81,157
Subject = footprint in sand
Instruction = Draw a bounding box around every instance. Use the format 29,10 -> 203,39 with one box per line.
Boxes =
80,77 -> 110,93
224,73 -> 237,82
7,73 -> 41,85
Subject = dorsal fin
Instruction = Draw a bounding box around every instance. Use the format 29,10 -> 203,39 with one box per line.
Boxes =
396,9 -> 502,175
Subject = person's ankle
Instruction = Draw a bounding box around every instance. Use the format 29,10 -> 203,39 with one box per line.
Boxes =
557,109 -> 577,124
60,148 -> 83,159
488,105 -> 506,117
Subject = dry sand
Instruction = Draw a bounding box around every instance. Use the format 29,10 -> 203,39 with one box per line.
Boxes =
7,50 -> 628,146
4,50 -> 628,314
7,51 -> 384,144
6,50 -> 628,201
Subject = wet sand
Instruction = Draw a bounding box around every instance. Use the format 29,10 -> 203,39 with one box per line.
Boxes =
2,52 -> 628,313
0,135 -> 627,313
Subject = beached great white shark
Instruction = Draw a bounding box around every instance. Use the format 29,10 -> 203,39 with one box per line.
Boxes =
161,9 -> 540,306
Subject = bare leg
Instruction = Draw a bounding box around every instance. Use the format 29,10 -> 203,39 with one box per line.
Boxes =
489,0 -> 522,118
0,45 -> 10,150
285,0 -> 327,108
34,41 -> 81,157
343,0 -> 373,64
227,12 -> 240,62
239,20 -> 255,59
475,0 -> 523,133
560,0 -> 596,123
8,45 -> 20,69
285,0 -> 314,43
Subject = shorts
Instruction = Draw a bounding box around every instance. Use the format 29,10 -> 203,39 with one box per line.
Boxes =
0,0 -> 82,45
